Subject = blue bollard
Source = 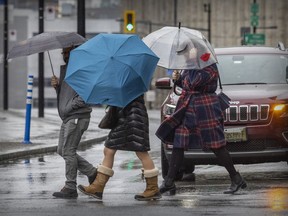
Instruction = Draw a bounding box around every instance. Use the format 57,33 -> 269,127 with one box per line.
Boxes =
22,75 -> 33,144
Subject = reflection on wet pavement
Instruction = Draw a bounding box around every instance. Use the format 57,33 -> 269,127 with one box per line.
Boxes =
0,143 -> 287,215
267,188 -> 288,210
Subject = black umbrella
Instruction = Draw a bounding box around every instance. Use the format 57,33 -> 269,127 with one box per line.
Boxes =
7,31 -> 86,75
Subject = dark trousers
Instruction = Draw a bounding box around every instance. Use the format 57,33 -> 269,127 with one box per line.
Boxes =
167,146 -> 237,179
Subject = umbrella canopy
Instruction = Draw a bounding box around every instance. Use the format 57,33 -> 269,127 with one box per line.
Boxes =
65,33 -> 159,108
142,26 -> 217,70
7,31 -> 85,59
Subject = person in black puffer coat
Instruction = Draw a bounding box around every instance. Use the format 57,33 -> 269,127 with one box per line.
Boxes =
105,95 -> 150,151
78,95 -> 161,201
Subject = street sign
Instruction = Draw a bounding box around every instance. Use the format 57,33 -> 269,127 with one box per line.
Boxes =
250,3 -> 259,13
250,20 -> 259,27
250,3 -> 260,27
245,33 -> 265,45
250,15 -> 259,22
250,15 -> 259,27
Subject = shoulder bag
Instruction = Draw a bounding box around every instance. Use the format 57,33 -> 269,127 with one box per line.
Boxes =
217,75 -> 231,111
98,106 -> 118,129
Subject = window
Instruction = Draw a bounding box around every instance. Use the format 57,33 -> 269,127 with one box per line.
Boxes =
217,54 -> 288,84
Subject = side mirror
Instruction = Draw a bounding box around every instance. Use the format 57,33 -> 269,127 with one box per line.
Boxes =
155,77 -> 172,89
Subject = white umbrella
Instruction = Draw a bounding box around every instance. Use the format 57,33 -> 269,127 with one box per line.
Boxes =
7,31 -> 86,75
143,25 -> 217,70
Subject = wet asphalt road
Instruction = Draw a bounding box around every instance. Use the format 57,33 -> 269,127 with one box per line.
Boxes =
0,118 -> 288,216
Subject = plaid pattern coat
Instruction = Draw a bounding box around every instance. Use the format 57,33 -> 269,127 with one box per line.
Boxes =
156,63 -> 226,150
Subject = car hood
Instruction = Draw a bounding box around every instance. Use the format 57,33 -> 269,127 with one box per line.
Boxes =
222,84 -> 288,101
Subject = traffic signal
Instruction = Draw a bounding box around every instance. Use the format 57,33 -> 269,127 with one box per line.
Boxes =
124,10 -> 136,33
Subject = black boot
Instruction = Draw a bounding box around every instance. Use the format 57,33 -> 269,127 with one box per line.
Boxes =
53,187 -> 78,199
224,172 -> 247,194
159,177 -> 176,195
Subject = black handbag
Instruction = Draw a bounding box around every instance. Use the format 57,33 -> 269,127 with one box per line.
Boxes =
98,106 -> 118,129
217,75 -> 231,111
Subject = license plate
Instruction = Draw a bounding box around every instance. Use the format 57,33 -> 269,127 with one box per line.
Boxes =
224,127 -> 247,142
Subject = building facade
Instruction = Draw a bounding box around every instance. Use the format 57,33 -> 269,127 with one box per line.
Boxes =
120,0 -> 288,108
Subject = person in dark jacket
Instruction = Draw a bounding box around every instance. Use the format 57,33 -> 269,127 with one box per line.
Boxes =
156,63 -> 247,195
78,95 -> 162,201
51,46 -> 97,199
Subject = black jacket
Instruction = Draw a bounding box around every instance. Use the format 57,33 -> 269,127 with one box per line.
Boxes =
104,95 -> 150,152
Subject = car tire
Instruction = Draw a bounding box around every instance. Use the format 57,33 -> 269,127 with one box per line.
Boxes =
184,165 -> 195,174
161,144 -> 185,181
175,170 -> 184,181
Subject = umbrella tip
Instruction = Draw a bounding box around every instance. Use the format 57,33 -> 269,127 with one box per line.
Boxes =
178,22 -> 181,29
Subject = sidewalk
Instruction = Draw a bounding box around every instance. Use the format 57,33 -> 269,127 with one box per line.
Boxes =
0,107 -> 160,162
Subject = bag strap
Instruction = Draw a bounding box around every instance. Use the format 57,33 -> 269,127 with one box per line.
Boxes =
173,84 -> 181,96
218,73 -> 223,91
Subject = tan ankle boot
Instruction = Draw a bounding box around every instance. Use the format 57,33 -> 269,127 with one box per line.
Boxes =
78,165 -> 114,200
134,168 -> 162,201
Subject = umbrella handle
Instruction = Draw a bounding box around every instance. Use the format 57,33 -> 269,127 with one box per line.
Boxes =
47,51 -> 55,76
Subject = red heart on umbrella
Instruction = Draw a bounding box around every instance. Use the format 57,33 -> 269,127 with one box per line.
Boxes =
200,53 -> 210,62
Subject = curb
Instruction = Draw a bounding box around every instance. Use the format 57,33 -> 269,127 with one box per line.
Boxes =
0,135 -> 107,162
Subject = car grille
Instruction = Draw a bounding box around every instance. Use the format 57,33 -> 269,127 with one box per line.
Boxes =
201,139 -> 283,152
224,104 -> 270,122
226,139 -> 282,152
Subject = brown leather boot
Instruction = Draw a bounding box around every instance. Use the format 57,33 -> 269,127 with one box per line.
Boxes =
134,168 -> 162,201
78,165 -> 114,200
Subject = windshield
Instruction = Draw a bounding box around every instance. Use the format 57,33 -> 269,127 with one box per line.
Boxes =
217,54 -> 288,85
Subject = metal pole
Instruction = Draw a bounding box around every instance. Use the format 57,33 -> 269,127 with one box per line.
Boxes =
149,21 -> 152,33
38,0 -> 44,117
3,0 -> 8,110
208,3 -> 211,43
253,0 -> 257,34
204,3 -> 211,43
77,0 -> 85,37
174,0 -> 177,26
23,75 -> 33,144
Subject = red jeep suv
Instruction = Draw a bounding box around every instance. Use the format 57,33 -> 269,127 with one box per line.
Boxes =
155,43 -> 288,179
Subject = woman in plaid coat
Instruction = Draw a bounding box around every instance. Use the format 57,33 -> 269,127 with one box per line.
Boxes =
156,63 -> 247,195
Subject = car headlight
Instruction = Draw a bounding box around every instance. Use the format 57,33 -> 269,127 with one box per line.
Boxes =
274,104 -> 288,117
274,104 -> 286,111
163,104 -> 176,116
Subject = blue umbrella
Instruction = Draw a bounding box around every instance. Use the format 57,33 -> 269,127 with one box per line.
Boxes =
65,33 -> 159,107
